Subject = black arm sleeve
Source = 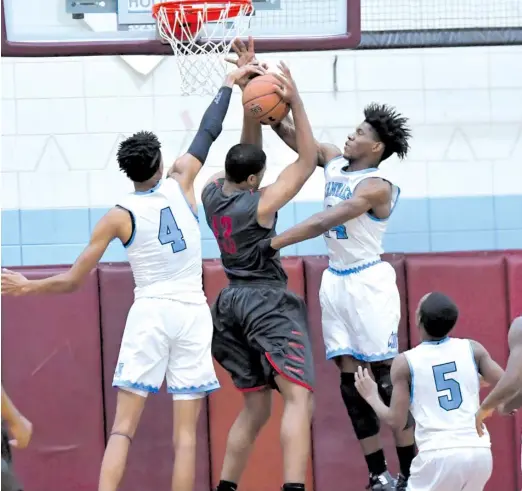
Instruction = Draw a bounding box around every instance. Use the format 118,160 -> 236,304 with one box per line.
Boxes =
187,86 -> 233,164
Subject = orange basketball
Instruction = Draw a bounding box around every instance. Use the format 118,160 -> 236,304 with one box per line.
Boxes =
242,73 -> 291,126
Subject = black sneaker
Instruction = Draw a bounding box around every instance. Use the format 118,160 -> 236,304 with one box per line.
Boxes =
366,471 -> 396,490
395,473 -> 408,490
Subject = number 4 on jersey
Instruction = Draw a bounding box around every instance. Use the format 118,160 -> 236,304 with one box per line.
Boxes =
158,207 -> 187,253
323,205 -> 348,239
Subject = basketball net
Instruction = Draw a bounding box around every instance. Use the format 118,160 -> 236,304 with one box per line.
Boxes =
155,2 -> 253,96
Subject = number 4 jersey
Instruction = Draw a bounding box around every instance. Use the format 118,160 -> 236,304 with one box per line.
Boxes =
323,156 -> 400,268
116,178 -> 206,304
403,337 -> 491,453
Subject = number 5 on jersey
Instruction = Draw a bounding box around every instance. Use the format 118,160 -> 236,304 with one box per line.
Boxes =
158,207 -> 187,253
432,362 -> 463,411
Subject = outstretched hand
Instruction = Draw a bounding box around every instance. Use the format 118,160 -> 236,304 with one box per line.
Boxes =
1,269 -> 30,296
272,62 -> 300,105
225,36 -> 268,70
354,366 -> 379,402
227,63 -> 267,87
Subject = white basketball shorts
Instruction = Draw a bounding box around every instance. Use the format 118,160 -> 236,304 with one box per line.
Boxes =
407,447 -> 493,491
112,297 -> 220,400
320,260 -> 401,362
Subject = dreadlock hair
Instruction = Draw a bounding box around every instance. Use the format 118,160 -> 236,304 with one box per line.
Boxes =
364,103 -> 411,162
117,131 -> 162,183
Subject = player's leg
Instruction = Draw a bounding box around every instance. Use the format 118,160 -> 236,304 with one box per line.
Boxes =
210,287 -> 273,491
165,301 -> 220,491
257,288 -> 315,490
100,299 -> 169,491
320,265 -> 402,489
218,388 -> 272,490
372,360 -> 415,488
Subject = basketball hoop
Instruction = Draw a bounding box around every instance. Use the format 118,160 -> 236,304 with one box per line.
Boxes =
152,0 -> 254,96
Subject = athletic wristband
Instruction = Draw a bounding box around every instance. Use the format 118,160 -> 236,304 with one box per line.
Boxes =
187,86 -> 233,164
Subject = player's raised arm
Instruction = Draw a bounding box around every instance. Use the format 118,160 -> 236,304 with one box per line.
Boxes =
256,62 -> 317,225
354,357 -> 411,430
272,115 -> 342,168
263,177 -> 391,253
1,207 -> 130,295
168,63 -> 265,197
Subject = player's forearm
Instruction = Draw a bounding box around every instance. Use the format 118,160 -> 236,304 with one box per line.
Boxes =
271,215 -> 326,250
186,85 -> 233,165
502,390 -> 522,413
272,116 -> 298,152
481,374 -> 522,411
366,395 -> 404,429
291,98 -> 317,170
1,386 -> 22,425
24,273 -> 80,294
240,113 -> 262,148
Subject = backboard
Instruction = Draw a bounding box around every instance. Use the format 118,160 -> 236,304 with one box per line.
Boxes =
1,0 -> 361,56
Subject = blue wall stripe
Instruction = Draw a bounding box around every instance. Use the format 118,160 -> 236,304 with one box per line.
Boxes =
1,196 -> 521,267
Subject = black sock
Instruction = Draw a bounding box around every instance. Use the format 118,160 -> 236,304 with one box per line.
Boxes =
216,480 -> 238,491
364,449 -> 387,476
396,445 -> 416,478
282,484 -> 305,491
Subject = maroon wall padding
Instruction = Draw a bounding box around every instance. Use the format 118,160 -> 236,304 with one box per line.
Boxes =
303,255 -> 409,491
506,252 -> 522,488
98,263 -> 211,491
507,252 -> 522,320
405,255 -> 517,491
1,267 -> 105,491
203,258 -> 314,491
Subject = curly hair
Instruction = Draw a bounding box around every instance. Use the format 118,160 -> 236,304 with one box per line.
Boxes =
364,103 -> 411,162
117,131 -> 162,183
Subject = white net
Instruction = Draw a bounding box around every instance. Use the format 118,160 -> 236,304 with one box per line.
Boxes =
155,2 -> 253,96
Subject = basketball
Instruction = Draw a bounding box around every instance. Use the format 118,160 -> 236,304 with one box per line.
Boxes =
242,73 -> 291,126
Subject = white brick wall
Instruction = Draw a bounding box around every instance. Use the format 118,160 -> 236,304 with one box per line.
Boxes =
1,45 -> 522,210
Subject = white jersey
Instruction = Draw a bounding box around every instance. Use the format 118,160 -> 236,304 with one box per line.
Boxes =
404,337 -> 491,453
116,178 -> 205,304
323,156 -> 400,269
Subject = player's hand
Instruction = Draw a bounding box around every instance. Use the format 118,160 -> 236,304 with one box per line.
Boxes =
7,414 -> 33,449
475,406 -> 494,437
225,63 -> 267,88
1,269 -> 30,296
225,37 -> 268,70
272,62 -> 300,106
354,366 -> 379,402
259,238 -> 278,258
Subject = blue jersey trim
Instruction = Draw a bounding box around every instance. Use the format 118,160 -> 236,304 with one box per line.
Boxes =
327,259 -> 381,276
113,380 -> 160,393
421,336 -> 451,345
133,179 -> 163,195
115,205 -> 136,248
326,346 -> 397,362
167,380 -> 220,395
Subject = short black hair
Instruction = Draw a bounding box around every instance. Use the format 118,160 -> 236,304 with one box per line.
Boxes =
225,143 -> 266,184
117,131 -> 161,183
364,103 -> 411,162
419,292 -> 459,339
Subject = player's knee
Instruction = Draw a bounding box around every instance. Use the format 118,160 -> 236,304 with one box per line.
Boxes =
373,362 -> 414,430
244,389 -> 272,429
340,372 -> 380,440
173,428 -> 197,454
